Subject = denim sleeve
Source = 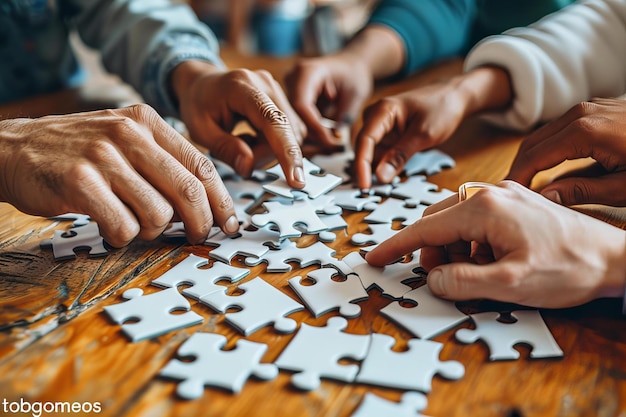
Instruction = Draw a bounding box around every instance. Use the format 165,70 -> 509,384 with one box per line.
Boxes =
368,0 -> 476,76
62,0 -> 224,117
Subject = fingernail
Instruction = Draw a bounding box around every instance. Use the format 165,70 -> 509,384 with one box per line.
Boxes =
542,190 -> 562,204
428,269 -> 445,295
224,215 -> 240,235
377,163 -> 396,183
293,166 -> 305,185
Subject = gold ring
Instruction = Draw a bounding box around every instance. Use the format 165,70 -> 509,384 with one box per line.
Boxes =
458,181 -> 493,202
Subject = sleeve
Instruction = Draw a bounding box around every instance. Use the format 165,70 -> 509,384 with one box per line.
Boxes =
464,0 -> 626,131
62,0 -> 225,117
368,0 -> 476,76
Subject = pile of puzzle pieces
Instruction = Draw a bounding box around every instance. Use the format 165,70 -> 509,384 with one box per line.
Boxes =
42,150 -> 563,416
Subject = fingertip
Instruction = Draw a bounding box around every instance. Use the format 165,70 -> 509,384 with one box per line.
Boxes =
427,269 -> 446,297
375,162 -> 397,184
292,165 -> 306,189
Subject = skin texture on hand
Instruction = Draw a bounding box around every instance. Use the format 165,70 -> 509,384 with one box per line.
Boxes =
171,60 -> 306,189
508,98 -> 626,207
0,105 -> 238,247
285,25 -> 405,148
354,66 -> 513,190
366,181 -> 626,308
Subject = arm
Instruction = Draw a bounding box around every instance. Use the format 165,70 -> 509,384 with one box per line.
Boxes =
365,181 -> 626,308
464,0 -> 626,131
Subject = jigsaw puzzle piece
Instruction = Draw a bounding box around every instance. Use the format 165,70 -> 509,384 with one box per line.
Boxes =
351,224 -> 399,252
48,213 -> 91,227
356,333 -> 464,392
251,199 -> 328,239
363,198 -> 427,227
455,310 -> 564,361
311,150 -> 353,183
160,332 -> 278,399
200,276 -> 304,336
289,268 -> 368,318
380,285 -> 468,339
263,158 -> 342,199
275,316 -> 370,391
40,222 -> 108,260
350,392 -> 430,417
204,226 -> 279,263
244,240 -> 351,275
389,176 -> 455,206
152,254 -> 250,300
162,223 -> 222,240
328,185 -> 381,211
403,149 -> 455,177
103,287 -> 203,342
343,251 -> 422,299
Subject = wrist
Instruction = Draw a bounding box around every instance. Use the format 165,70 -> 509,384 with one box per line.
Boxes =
341,25 -> 404,80
454,66 -> 513,118
169,60 -> 225,104
0,118 -> 25,203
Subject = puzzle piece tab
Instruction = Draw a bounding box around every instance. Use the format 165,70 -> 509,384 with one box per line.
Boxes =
40,222 -> 108,260
263,158 -> 342,199
160,332 -> 278,400
403,149 -> 455,177
103,287 -> 203,342
455,310 -> 564,361
351,392 -> 430,417
363,198 -> 427,227
251,199 -> 328,239
275,316 -> 371,391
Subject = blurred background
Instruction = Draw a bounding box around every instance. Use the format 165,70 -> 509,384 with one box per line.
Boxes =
188,0 -> 378,57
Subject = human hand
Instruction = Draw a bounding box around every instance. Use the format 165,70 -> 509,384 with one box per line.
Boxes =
508,98 -> 626,206
365,181 -> 626,308
172,60 -> 306,189
285,53 -> 373,148
0,105 -> 238,247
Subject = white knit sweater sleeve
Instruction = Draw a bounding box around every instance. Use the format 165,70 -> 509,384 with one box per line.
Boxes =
464,0 -> 626,131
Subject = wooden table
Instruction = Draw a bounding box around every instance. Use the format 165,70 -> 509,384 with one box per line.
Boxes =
1,51 -> 625,417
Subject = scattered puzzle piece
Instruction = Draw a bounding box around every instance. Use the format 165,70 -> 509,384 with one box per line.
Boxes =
251,199 -> 328,239
275,316 -> 370,391
380,285 -> 468,339
351,224 -> 399,252
455,310 -> 563,360
263,158 -> 342,199
311,150 -> 354,183
40,222 -> 108,260
343,251 -> 422,299
328,185 -> 381,211
103,287 -> 203,342
356,333 -> 464,392
351,392 -> 430,417
152,254 -> 250,300
244,240 -> 351,275
48,213 -> 91,227
289,268 -> 368,318
200,276 -> 304,336
204,226 -> 279,263
403,149 -> 455,177
160,332 -> 278,399
363,198 -> 427,227
389,176 -> 455,206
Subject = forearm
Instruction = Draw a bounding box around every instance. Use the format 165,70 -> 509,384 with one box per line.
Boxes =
452,66 -> 513,118
338,25 -> 405,80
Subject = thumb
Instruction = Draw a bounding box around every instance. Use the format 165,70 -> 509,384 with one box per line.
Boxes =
540,174 -> 626,206
427,262 -> 520,303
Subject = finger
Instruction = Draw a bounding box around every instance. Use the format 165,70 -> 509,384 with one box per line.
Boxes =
374,125 -> 431,183
507,121 -> 593,186
240,87 -> 306,189
540,172 -> 626,206
427,260 -> 524,303
354,103 -> 399,190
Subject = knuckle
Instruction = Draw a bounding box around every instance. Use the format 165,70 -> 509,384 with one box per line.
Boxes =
194,156 -> 220,182
572,182 -> 591,203
177,173 -> 206,207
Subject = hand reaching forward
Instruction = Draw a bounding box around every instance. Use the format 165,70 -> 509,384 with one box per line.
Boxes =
0,104 -> 238,247
173,61 -> 307,189
508,98 -> 626,206
366,181 -> 626,308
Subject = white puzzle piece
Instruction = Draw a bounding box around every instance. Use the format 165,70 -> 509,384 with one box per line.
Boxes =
160,332 -> 278,400
455,310 -> 564,361
48,213 -> 91,227
343,251 -> 422,299
204,226 -> 279,263
40,222 -> 108,260
200,276 -> 304,336
380,285 -> 468,339
244,240 -> 351,275
162,223 -> 222,240
288,268 -> 369,318
403,149 -> 455,177
103,287 -> 203,343
389,176 -> 455,206
152,254 -> 250,300
351,392 -> 430,417
251,199 -> 328,239
356,333 -> 464,392
275,316 -> 370,391
364,198 -> 427,227
311,150 -> 354,183
328,185 -> 381,211
263,158 -> 342,199
351,224 -> 399,252
316,213 -> 348,242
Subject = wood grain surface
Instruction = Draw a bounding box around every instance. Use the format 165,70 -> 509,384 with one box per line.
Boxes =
1,50 -> 625,417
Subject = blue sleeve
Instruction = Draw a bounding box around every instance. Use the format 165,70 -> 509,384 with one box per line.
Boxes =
368,0 -> 476,76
